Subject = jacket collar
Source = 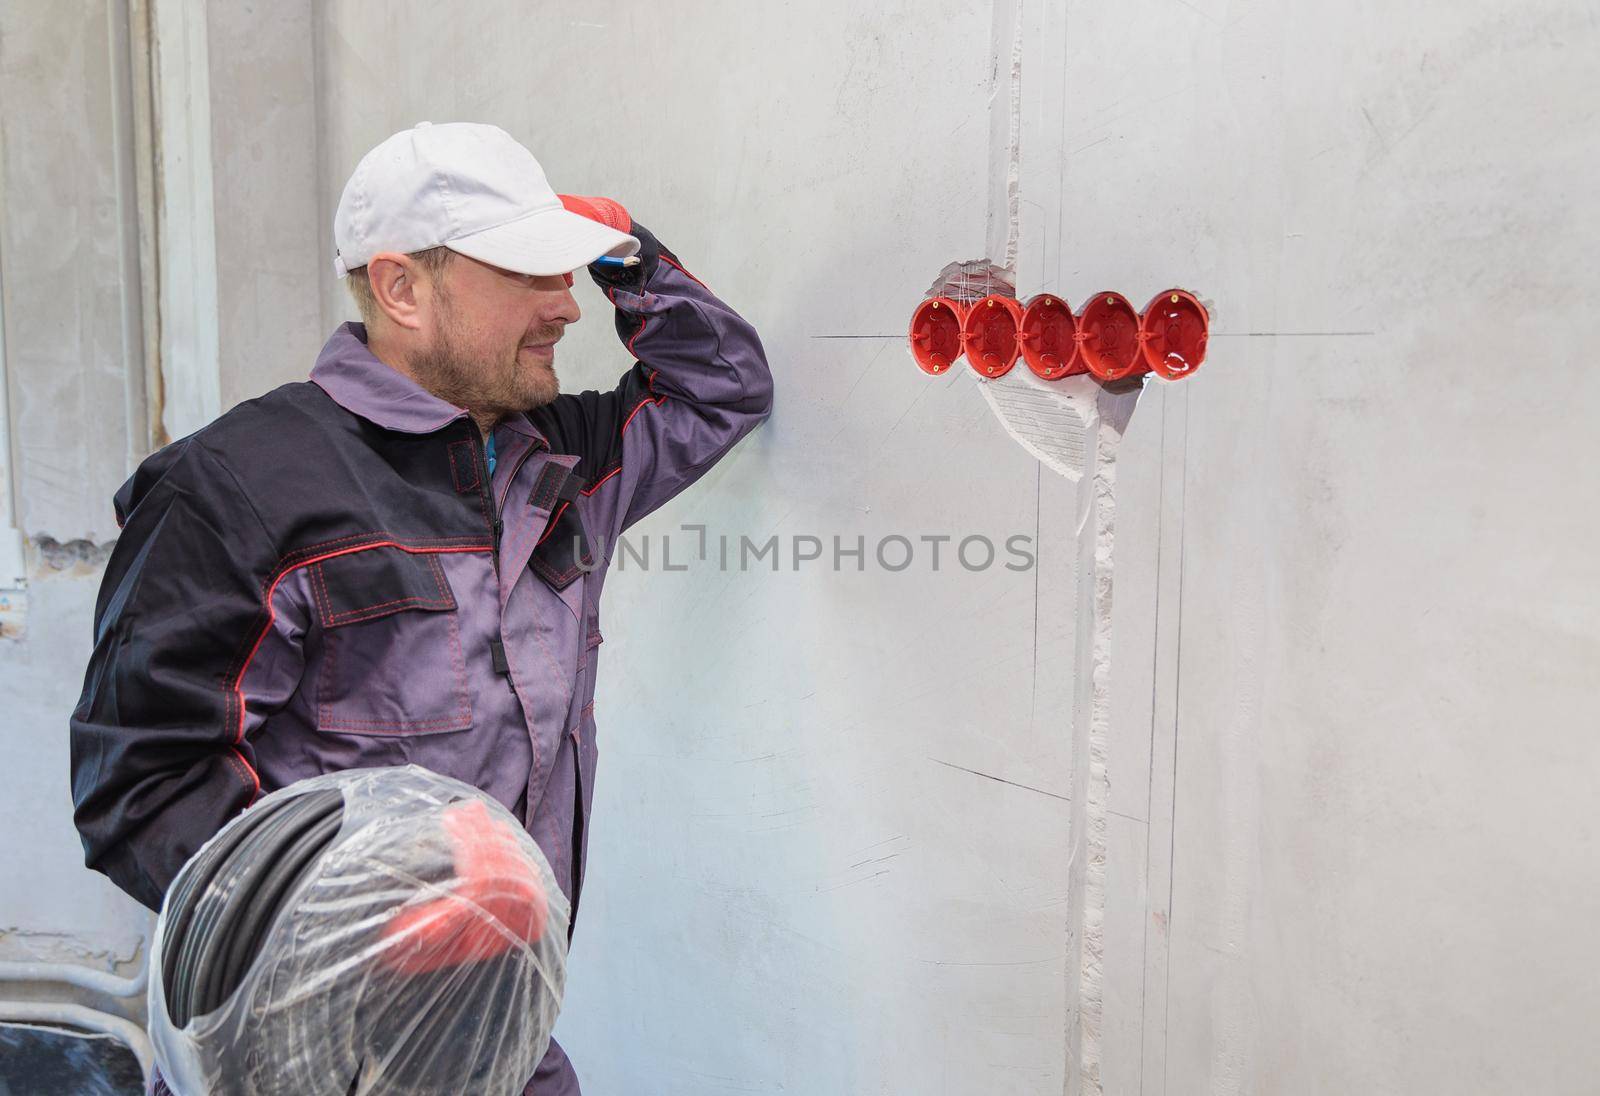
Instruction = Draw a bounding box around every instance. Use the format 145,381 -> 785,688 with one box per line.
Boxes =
310,322 -> 549,447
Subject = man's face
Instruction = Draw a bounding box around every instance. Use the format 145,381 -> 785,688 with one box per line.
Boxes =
410,252 -> 582,416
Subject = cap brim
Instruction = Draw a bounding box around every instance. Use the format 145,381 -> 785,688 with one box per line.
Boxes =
445,207 -> 639,277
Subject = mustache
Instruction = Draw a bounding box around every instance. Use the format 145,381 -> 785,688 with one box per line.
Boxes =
521,326 -> 564,347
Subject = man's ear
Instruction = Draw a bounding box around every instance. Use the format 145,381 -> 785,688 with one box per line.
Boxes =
367,253 -> 426,331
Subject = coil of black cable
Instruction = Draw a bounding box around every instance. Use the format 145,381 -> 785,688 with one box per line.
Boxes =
161,788 -> 346,1027
151,768 -> 568,1096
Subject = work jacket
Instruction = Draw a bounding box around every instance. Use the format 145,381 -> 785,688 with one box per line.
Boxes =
70,225 -> 771,1091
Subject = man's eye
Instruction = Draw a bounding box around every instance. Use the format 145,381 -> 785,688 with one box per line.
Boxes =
494,267 -> 537,288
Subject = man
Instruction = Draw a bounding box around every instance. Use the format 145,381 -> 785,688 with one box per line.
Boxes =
69,121 -> 773,1093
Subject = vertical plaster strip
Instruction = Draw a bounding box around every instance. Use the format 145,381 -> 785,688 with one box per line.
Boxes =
0,99 -> 23,589
1076,388 -> 1137,1094
1062,390 -> 1094,1096
128,0 -> 166,451
987,0 -> 1023,272
106,0 -> 151,471
149,0 -> 220,441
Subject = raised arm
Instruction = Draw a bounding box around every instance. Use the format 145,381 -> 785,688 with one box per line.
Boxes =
531,214 -> 773,542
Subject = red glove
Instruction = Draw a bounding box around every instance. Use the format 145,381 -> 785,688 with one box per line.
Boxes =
378,798 -> 550,974
558,194 -> 632,233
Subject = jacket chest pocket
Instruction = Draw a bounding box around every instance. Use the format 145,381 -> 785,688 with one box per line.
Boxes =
310,547 -> 473,736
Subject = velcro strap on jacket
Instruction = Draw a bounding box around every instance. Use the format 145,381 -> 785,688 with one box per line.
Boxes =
530,463 -> 586,512
557,470 -> 586,502
447,441 -> 481,494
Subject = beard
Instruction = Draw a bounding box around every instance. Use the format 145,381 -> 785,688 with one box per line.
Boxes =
409,292 -> 562,416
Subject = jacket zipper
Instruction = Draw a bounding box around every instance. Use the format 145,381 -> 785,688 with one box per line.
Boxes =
470,428 -> 502,573
476,425 -> 540,691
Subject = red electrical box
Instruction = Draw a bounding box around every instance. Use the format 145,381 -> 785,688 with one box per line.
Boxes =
962,295 -> 1024,378
907,297 -> 967,376
1019,294 -> 1083,380
1078,293 -> 1143,383
1138,289 -> 1209,380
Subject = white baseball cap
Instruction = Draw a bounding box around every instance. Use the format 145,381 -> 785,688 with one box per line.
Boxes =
332,121 -> 639,278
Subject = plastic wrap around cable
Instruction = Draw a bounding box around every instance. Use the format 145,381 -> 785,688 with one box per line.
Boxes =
148,766 -> 569,1096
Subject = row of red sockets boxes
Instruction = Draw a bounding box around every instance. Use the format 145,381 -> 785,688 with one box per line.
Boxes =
908,289 -> 1210,384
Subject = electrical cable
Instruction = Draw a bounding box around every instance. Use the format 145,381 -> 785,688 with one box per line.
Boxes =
150,769 -> 568,1096
162,789 -> 344,1027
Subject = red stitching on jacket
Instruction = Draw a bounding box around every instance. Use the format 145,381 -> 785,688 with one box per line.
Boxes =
590,286 -> 672,510
627,315 -> 649,357
622,394 -> 658,434
568,701 -> 597,738
316,554 -> 456,627
323,594 -> 455,627
231,542 -> 492,751
554,373 -> 666,520
315,590 -> 473,734
535,501 -> 569,548
427,553 -> 448,596
311,560 -> 333,623
316,712 -> 471,732
221,750 -> 259,800
618,368 -> 668,439
273,533 -> 488,575
659,253 -> 710,292
444,596 -> 473,721
317,609 -> 340,723
582,466 -> 622,496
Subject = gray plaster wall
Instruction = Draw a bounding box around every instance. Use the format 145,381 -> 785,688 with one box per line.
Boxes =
0,0 -> 149,542
0,1 -> 153,980
0,553 -> 151,972
205,0 -> 324,412
1085,1 -> 1600,1092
